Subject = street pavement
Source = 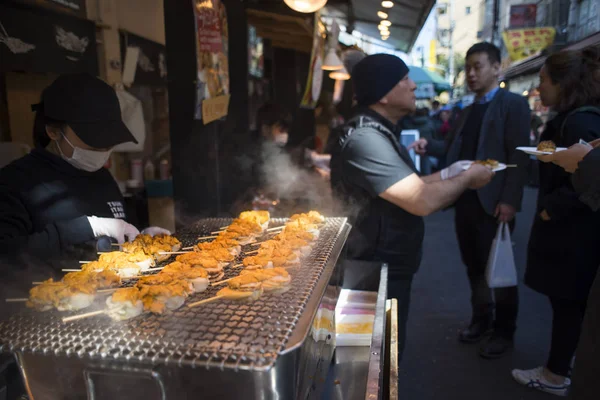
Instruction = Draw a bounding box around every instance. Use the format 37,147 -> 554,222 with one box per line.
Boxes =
399,187 -> 555,400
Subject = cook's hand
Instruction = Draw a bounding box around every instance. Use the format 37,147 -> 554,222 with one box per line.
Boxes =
87,216 -> 140,244
407,138 -> 428,155
495,203 -> 516,223
540,210 -> 551,221
141,226 -> 172,236
549,143 -> 593,173
441,160 -> 472,180
465,164 -> 495,189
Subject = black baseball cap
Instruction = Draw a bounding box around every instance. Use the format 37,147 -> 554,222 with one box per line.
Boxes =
36,73 -> 137,148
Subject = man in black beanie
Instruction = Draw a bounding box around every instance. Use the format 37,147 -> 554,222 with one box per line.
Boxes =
330,54 -> 495,361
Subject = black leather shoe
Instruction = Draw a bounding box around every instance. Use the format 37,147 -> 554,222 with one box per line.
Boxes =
479,334 -> 514,359
458,318 -> 493,343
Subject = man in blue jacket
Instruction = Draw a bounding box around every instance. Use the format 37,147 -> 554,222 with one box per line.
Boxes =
445,43 -> 531,358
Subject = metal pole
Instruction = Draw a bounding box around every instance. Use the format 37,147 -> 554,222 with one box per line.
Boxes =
448,0 -> 455,85
491,0 -> 500,46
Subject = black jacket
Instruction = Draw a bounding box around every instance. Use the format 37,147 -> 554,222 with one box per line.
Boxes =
446,89 -> 531,215
525,109 -> 600,301
572,147 -> 600,211
0,149 -> 127,263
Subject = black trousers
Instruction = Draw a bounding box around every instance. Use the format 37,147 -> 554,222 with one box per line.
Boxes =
547,297 -> 587,377
455,191 -> 519,338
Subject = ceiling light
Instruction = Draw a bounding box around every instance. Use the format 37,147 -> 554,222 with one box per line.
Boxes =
377,11 -> 388,19
381,36 -> 389,40
382,1 -> 393,8
283,0 -> 328,13
379,25 -> 390,33
380,20 -> 392,27
322,48 -> 343,71
329,66 -> 350,80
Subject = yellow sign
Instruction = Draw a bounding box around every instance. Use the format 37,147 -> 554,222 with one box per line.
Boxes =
502,27 -> 556,62
202,94 -> 230,124
428,40 -> 436,72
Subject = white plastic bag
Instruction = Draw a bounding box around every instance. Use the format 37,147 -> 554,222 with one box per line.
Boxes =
485,222 -> 518,288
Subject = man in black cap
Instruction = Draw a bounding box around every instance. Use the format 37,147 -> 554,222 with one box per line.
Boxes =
330,54 -> 495,360
0,73 -> 169,263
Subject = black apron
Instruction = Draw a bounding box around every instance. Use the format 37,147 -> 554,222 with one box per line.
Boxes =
330,114 -> 425,275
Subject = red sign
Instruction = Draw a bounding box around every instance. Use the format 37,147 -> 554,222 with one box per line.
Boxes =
195,5 -> 223,53
509,4 -> 537,28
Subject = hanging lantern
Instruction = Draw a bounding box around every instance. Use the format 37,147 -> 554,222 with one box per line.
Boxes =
329,66 -> 350,80
322,48 -> 343,71
284,0 -> 328,13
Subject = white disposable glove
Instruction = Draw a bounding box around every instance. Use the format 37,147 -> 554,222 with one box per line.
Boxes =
141,226 -> 172,236
440,161 -> 472,180
87,216 -> 140,244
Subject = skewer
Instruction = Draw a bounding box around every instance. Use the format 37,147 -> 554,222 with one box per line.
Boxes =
245,250 -> 259,255
266,226 -> 285,232
211,277 -> 235,286
5,298 -> 28,302
197,235 -> 217,240
78,261 -> 92,264
187,296 -> 224,308
210,230 -> 222,235
233,264 -> 243,268
97,289 -> 118,294
157,251 -> 191,255
63,269 -> 83,272
506,164 -> 518,167
181,246 -> 195,251
62,309 -> 106,323
145,267 -> 164,272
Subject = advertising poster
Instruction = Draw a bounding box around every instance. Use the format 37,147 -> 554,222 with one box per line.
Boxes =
193,0 -> 230,123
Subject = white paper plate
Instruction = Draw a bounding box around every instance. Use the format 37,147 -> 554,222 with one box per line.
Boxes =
516,146 -> 567,156
462,162 -> 507,172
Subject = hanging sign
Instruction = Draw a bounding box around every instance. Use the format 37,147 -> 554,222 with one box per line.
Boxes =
502,27 -> 556,62
193,0 -> 230,123
300,13 -> 325,109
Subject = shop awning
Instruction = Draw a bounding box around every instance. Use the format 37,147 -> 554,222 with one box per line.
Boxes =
325,0 -> 436,53
409,66 -> 451,93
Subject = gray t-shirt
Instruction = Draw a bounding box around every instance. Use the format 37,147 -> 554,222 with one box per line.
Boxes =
342,128 -> 416,197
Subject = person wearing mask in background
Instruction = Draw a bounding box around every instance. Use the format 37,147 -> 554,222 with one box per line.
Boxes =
511,47 -> 600,397
0,73 -> 170,268
330,54 -> 494,361
537,138 -> 600,400
415,42 -> 531,358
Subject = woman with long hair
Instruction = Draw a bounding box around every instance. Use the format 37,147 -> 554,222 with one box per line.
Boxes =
512,47 -> 600,397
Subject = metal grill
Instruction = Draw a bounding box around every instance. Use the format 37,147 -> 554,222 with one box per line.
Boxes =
0,218 -> 348,371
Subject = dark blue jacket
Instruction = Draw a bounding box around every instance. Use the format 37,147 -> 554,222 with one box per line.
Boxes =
446,89 -> 531,215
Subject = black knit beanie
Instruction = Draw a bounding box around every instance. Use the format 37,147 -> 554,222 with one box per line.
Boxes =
351,54 -> 410,106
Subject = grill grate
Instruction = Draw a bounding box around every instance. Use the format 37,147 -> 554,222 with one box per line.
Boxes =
0,218 -> 348,371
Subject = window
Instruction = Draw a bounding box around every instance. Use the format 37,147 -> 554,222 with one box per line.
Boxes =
466,6 -> 471,15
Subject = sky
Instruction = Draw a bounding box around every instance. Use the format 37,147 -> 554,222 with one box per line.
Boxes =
409,9 -> 437,66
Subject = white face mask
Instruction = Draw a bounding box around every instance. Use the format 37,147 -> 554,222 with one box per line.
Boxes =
56,133 -> 112,172
274,133 -> 288,147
